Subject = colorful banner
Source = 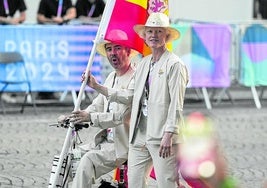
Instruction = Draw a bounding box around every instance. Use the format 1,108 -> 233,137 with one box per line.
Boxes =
0,25 -> 102,92
104,0 -> 169,56
0,23 -> 234,91
240,24 -> 267,86
172,23 -> 232,88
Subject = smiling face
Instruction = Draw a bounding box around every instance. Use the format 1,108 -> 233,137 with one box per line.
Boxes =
144,27 -> 169,49
104,43 -> 131,73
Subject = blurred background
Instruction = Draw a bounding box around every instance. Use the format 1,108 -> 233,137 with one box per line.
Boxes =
24,0 -> 255,24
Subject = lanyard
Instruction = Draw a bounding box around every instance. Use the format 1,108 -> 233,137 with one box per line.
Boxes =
145,61 -> 155,99
57,0 -> 63,17
3,0 -> 9,16
88,4 -> 96,17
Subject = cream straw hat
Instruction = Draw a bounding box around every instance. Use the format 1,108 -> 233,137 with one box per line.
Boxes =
133,12 -> 180,43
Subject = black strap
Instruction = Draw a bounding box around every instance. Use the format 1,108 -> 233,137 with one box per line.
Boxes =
144,62 -> 155,99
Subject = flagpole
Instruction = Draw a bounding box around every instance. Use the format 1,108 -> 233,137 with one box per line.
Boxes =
50,0 -> 116,187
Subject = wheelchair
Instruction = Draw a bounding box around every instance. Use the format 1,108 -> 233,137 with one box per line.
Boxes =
48,118 -> 89,188
48,118 -> 128,188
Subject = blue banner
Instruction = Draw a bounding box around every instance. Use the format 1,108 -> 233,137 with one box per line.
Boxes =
0,25 -> 102,91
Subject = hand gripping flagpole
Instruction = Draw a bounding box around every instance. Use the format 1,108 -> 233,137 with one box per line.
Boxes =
50,0 -> 116,187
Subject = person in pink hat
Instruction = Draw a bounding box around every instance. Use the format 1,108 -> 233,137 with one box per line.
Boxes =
58,29 -> 137,188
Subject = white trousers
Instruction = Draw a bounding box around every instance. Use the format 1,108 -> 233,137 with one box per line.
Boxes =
128,115 -> 178,188
72,143 -> 124,188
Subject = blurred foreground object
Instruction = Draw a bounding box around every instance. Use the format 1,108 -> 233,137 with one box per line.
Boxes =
178,112 -> 239,188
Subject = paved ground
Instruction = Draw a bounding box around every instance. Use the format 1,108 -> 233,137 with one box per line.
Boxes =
0,88 -> 267,188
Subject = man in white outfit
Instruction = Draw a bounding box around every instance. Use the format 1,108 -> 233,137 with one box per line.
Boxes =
60,29 -> 137,188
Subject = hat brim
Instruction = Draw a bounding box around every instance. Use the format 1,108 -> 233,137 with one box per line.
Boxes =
96,40 -> 139,57
134,25 -> 180,43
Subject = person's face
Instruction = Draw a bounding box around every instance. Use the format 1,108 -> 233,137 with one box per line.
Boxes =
144,27 -> 168,48
105,43 -> 131,70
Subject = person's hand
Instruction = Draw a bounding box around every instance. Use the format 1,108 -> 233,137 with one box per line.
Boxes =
82,71 -> 99,89
1,17 -> 20,25
159,132 -> 173,158
69,110 -> 90,124
88,72 -> 99,89
57,114 -> 69,124
52,16 -> 64,24
7,17 -> 21,25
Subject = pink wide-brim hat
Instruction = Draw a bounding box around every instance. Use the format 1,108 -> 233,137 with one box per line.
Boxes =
96,29 -> 138,57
